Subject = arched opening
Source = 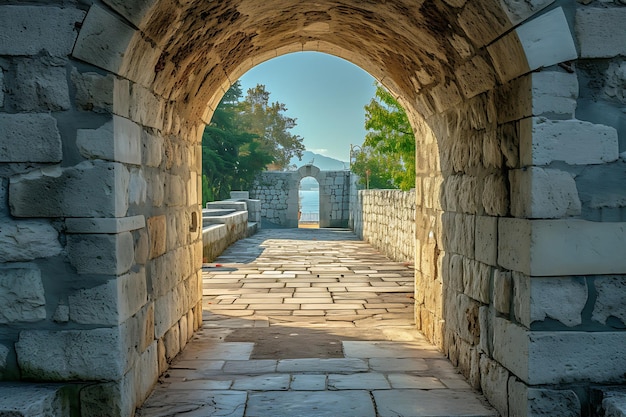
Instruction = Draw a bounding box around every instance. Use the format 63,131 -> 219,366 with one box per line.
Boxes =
7,1 -> 623,416
298,176 -> 320,228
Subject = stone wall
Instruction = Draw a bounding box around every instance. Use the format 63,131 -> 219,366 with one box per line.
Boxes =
2,1 -> 626,416
351,188 -> 416,263
0,4 -> 203,416
250,165 -> 351,228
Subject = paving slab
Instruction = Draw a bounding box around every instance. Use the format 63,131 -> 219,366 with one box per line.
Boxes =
374,389 -> 496,417
246,391 -> 376,417
137,228 -> 496,417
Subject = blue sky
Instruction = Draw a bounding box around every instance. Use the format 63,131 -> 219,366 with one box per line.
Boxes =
238,52 -> 376,162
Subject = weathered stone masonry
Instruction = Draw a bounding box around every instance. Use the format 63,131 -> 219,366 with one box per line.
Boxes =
250,165 -> 351,228
1,1 -> 626,416
351,188 -> 416,263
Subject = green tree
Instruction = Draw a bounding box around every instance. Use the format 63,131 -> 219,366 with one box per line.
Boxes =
202,81 -> 299,205
237,84 -> 305,169
353,83 -> 415,190
202,81 -> 272,205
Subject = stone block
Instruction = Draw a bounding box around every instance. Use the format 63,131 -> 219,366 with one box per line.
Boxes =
499,218 -> 626,276
474,215 -> 497,266
0,265 -> 46,323
66,232 -> 134,275
482,174 -> 509,216
0,113 -> 62,163
593,276 -> 626,326
16,328 -> 125,380
479,355 -> 510,416
129,168 -> 147,206
510,167 -> 581,219
501,0 -> 554,25
516,8 -> 577,72
0,69 -> 4,107
0,218 -> 62,262
521,117 -> 619,166
454,56 -> 497,99
71,69 -> 114,113
0,5 -> 85,56
532,71 -> 578,116
68,268 -> 147,325
517,275 -> 588,328
80,380 -> 132,417
512,272 -> 531,328
603,392 -> 626,417
430,81 -> 463,113
493,270 -> 512,315
463,259 -> 490,304
77,116 -> 142,165
72,5 -> 135,75
163,324 -> 180,361
65,215 -> 145,234
13,57 -> 71,111
576,7 -> 626,58
487,31 -> 529,83
442,212 -> 475,258
0,384 -> 73,417
509,379 -> 581,417
9,161 -> 130,218
142,131 -> 163,167
129,84 -> 165,130
444,290 -> 480,345
494,316 -> 626,384
179,314 -> 188,349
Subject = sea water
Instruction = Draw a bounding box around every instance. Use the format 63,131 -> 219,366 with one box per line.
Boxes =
299,190 -> 319,221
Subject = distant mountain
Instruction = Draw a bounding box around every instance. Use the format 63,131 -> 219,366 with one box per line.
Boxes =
289,151 -> 348,171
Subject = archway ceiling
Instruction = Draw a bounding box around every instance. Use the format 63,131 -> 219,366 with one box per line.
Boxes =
107,0 -> 525,123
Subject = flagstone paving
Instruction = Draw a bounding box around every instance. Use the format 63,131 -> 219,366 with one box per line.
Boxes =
137,228 -> 497,417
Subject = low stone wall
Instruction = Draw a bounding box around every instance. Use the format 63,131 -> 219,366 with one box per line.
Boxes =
202,198 -> 257,262
351,189 -> 416,263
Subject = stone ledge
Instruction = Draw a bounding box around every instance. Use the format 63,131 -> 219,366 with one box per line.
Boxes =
66,215 -> 145,234
498,218 -> 626,276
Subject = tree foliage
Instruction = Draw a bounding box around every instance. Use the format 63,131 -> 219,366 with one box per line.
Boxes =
201,81 -> 303,205
237,84 -> 305,169
352,83 -> 415,190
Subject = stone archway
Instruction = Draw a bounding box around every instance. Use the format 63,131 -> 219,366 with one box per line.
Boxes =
2,1 -> 626,416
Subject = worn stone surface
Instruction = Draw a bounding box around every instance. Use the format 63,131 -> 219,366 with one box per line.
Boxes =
499,219 -> 626,276
66,232 -> 135,275
77,116 -> 142,165
0,265 -> 46,324
532,70 -> 578,116
0,384 -> 73,417
0,218 -> 62,262
9,161 -> 130,218
521,117 -> 619,166
593,276 -> 626,326
577,7 -> 626,58
0,5 -> 85,56
68,269 -> 147,325
0,113 -> 62,163
72,69 -> 115,113
16,328 -> 125,380
510,167 -> 581,219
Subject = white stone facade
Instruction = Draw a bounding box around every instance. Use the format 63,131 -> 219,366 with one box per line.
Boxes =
1,1 -> 626,416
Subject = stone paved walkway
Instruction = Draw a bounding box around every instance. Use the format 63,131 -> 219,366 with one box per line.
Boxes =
137,228 -> 497,417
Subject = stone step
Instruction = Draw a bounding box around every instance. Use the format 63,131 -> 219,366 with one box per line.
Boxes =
0,383 -> 76,416
202,208 -> 236,216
